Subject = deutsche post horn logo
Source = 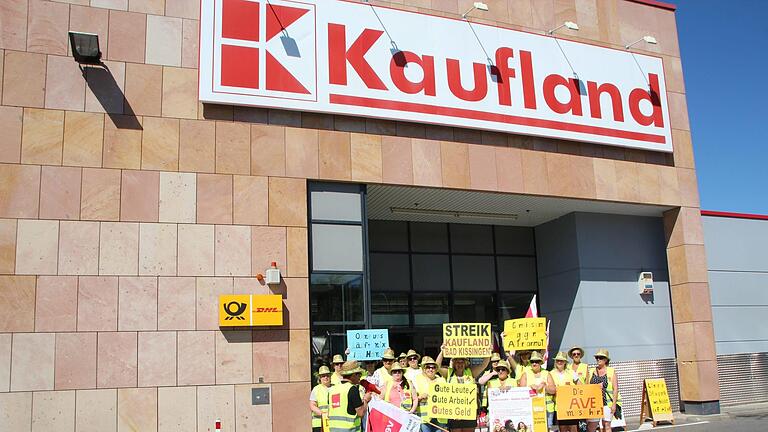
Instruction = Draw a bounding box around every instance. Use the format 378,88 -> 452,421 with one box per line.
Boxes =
223,301 -> 248,320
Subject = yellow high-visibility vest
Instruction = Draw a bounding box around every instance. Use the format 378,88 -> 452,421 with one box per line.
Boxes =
311,383 -> 332,428
327,382 -> 360,432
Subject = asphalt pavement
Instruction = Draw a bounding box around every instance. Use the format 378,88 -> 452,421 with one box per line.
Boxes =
624,401 -> 768,432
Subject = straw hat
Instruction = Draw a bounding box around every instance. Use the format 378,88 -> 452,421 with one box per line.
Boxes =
490,352 -> 501,362
495,360 -> 511,371
568,346 -> 584,358
318,365 -> 332,375
398,352 -> 408,360
420,356 -> 438,368
406,349 -> 421,360
340,360 -> 365,376
332,354 -> 345,364
553,352 -> 568,362
530,352 -> 543,363
594,349 -> 610,361
382,348 -> 396,360
390,363 -> 404,373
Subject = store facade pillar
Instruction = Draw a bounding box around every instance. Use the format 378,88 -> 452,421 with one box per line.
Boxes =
664,204 -> 721,414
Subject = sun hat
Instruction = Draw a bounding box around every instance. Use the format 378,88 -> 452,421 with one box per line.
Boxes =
553,352 -> 568,362
332,354 -> 345,364
568,346 -> 584,358
340,360 -> 365,376
398,352 -> 408,360
390,363 -> 404,373
530,352 -> 544,363
382,348 -> 396,360
495,360 -> 510,371
420,356 -> 438,368
406,349 -> 421,360
318,365 -> 332,375
594,349 -> 610,361
490,352 -> 501,362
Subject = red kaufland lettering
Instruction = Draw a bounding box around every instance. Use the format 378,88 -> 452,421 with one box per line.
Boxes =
327,23 -> 663,127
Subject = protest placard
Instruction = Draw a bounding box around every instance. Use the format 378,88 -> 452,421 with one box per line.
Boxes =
555,384 -> 603,420
426,382 -> 477,420
639,378 -> 674,426
503,318 -> 547,351
443,323 -> 492,358
487,387 -> 533,432
366,399 -> 422,432
347,329 -> 389,361
531,396 -> 547,432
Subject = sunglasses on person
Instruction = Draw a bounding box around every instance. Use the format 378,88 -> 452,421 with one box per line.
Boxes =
495,368 -> 508,373
595,356 -> 607,361
408,357 -> 418,361
572,353 -> 582,357
392,370 -> 403,373
425,365 -> 437,370
383,359 -> 394,363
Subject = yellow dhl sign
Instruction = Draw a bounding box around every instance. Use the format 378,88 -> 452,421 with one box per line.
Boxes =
219,294 -> 283,327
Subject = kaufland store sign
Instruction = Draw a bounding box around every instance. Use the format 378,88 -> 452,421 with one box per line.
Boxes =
200,0 -> 673,152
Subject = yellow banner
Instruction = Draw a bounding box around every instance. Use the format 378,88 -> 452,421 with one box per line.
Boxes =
646,378 -> 672,416
532,396 -> 547,432
555,384 -> 603,420
443,323 -> 492,358
426,382 -> 477,420
503,318 -> 547,351
219,294 -> 283,327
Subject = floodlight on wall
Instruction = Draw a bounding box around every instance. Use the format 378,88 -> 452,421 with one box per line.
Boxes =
462,2 -> 489,19
625,35 -> 658,50
69,31 -> 102,64
389,207 -> 518,221
547,21 -> 579,35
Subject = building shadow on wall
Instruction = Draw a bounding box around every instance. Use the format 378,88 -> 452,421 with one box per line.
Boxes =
82,64 -> 142,130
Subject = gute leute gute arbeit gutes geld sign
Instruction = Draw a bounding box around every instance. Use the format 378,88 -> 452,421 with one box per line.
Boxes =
200,0 -> 673,152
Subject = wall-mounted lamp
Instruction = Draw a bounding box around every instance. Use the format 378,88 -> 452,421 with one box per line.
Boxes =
462,1 -> 489,19
625,35 -> 658,50
548,21 -> 579,35
69,31 -> 102,64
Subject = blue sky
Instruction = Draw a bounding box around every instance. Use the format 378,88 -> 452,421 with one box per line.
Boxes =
674,0 -> 768,214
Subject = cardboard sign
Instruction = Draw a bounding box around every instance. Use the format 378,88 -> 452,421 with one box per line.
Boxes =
640,378 -> 674,426
443,323 -> 492,358
555,384 -> 603,420
219,294 -> 283,327
426,382 -> 477,420
531,396 -> 547,432
503,318 -> 547,351
199,0 -> 673,153
347,329 -> 389,361
487,387 -> 533,432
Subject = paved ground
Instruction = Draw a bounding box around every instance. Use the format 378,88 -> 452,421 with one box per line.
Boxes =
624,401 -> 768,432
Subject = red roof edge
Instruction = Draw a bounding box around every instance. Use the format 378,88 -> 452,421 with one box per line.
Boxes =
625,0 -> 677,12
701,210 -> 768,221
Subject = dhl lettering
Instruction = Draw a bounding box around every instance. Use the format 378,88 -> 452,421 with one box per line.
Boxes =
253,307 -> 279,313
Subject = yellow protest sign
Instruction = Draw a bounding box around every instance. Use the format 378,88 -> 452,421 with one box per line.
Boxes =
640,378 -> 674,425
503,318 -> 546,351
443,323 -> 492,358
426,382 -> 477,420
532,396 -> 547,432
219,294 -> 283,327
555,384 -> 603,420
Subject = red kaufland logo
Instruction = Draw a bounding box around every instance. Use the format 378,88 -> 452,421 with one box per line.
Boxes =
215,0 -> 317,99
201,0 -> 673,152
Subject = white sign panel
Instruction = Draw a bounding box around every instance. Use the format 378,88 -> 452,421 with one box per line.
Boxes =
200,0 -> 673,152
488,387 -> 534,432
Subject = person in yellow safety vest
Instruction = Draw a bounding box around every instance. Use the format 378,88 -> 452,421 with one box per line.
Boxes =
514,350 -> 533,379
328,360 -> 372,432
546,352 -> 578,432
398,352 -> 408,368
413,356 -> 448,432
404,349 -> 422,383
586,349 -> 621,432
382,363 -> 417,414
519,351 -> 550,430
310,366 -> 334,432
331,354 -> 345,385
483,359 -> 516,408
478,352 -> 502,414
372,348 -> 396,388
434,345 -> 490,432
567,346 -> 588,384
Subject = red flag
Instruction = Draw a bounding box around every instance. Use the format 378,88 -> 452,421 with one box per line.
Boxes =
525,295 -> 538,318
360,379 -> 381,394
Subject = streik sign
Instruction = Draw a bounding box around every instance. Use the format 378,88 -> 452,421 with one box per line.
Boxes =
200,0 -> 673,152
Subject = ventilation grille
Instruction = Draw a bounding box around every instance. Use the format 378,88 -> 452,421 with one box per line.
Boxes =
717,352 -> 768,407
605,357 -> 680,418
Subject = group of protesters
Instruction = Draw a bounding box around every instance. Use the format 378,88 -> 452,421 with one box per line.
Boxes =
310,345 -> 621,432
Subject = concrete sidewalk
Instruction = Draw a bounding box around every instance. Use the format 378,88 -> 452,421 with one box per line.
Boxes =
628,401 -> 768,431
